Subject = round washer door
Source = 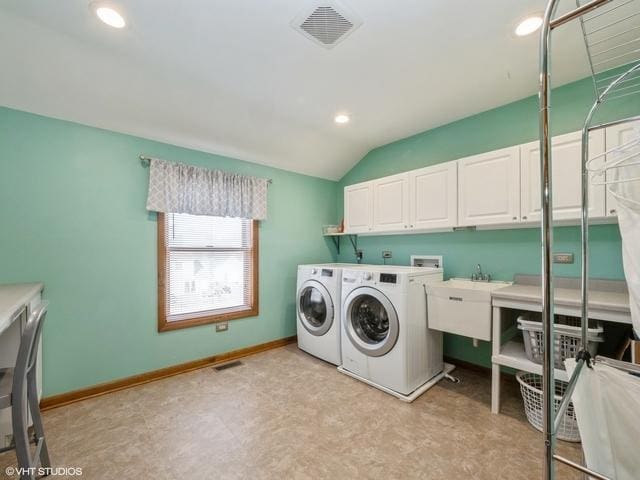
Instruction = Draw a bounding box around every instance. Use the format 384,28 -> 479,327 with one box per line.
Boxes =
343,286 -> 399,357
297,280 -> 334,336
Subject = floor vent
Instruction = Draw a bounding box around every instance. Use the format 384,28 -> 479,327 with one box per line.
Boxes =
291,1 -> 362,49
214,360 -> 243,371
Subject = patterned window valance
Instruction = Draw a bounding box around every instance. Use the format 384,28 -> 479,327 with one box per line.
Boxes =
145,158 -> 269,220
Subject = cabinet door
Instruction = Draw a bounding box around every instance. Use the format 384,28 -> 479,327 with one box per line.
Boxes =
520,130 -> 605,222
458,146 -> 520,226
409,162 -> 457,230
372,173 -> 409,232
605,120 -> 640,217
344,182 -> 373,233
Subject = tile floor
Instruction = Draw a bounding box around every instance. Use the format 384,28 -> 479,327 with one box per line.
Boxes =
0,344 -> 582,479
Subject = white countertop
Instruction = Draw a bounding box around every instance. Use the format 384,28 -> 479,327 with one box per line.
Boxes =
491,283 -> 630,314
0,283 -> 44,335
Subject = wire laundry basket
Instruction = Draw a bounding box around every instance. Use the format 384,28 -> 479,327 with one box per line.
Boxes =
516,372 -> 580,443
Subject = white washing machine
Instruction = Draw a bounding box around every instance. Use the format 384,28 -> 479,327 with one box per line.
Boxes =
296,263 -> 364,365
338,265 -> 454,401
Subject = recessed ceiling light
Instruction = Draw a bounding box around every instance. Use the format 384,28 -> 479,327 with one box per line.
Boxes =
515,15 -> 543,36
91,2 -> 126,29
334,114 -> 350,124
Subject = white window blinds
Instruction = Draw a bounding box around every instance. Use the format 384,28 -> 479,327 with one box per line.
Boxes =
162,213 -> 256,323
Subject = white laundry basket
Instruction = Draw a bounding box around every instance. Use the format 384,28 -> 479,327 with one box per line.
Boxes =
517,316 -> 604,369
516,371 -> 580,442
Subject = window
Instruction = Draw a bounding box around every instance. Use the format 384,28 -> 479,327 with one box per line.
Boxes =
157,213 -> 258,332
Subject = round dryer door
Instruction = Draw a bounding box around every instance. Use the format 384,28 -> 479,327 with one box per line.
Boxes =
297,280 -> 334,336
343,287 -> 399,357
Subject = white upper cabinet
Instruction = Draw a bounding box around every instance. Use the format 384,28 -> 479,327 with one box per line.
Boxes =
372,173 -> 410,232
344,181 -> 373,233
520,130 -> 605,222
409,162 -> 458,230
458,146 -> 521,226
605,120 -> 640,217
342,128 -> 620,236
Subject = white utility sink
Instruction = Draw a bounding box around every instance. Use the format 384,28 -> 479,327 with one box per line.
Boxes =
425,278 -> 512,341
442,278 -> 511,292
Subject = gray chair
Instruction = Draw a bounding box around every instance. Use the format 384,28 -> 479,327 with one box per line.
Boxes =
0,302 -> 51,480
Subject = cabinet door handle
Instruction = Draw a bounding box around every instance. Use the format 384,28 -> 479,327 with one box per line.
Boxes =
610,209 -> 616,214
512,216 -> 517,221
522,216 -> 528,220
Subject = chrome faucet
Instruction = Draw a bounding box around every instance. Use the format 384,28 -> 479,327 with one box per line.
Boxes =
471,264 -> 491,282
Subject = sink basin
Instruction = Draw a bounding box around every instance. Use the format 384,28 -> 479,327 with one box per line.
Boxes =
433,278 -> 512,297
425,278 -> 512,341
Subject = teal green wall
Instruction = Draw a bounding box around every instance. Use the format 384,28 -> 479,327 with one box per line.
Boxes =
336,76 -> 639,367
0,107 -> 338,396
2,73 -> 637,394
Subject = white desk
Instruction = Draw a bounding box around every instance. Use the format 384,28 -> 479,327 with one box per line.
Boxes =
490,276 -> 631,414
0,283 -> 44,335
0,283 -> 43,447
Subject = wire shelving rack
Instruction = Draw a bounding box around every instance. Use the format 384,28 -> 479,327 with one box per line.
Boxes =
539,0 -> 640,479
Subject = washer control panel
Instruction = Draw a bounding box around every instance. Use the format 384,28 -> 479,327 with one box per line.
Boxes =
379,273 -> 397,284
342,270 -> 402,287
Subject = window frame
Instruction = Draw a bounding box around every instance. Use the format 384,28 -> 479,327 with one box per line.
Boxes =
157,212 -> 259,332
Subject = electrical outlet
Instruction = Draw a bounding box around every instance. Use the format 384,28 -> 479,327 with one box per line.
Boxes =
215,322 -> 229,332
382,250 -> 392,259
355,250 -> 363,261
553,253 -> 574,264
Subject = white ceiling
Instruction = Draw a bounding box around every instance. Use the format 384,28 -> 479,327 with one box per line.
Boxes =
0,1 -> 589,180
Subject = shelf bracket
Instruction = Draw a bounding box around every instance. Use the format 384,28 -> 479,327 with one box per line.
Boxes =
329,235 -> 341,254
326,234 -> 358,257
347,234 -> 358,254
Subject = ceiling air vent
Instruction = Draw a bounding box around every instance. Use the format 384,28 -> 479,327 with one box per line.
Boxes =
291,1 -> 362,49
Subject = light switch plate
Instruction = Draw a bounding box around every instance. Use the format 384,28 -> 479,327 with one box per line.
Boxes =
553,253 -> 574,264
